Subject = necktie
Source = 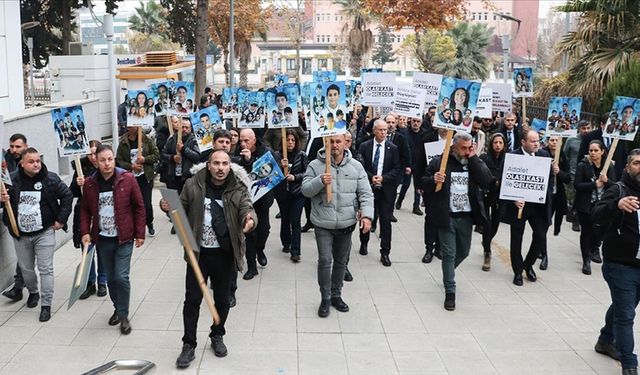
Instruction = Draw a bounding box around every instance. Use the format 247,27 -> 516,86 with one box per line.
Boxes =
507,131 -> 513,151
373,143 -> 381,172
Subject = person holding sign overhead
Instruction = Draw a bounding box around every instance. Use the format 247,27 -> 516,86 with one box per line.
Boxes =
421,132 -> 492,311
503,129 -> 554,286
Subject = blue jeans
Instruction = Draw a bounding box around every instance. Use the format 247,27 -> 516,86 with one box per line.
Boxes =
97,237 -> 133,318
277,193 -> 305,256
437,216 -> 473,294
599,261 -> 640,369
86,244 -> 107,286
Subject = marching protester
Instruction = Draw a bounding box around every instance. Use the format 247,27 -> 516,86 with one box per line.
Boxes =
161,117 -> 201,195
235,128 -> 274,280
358,119 -> 401,266
592,149 -> 640,375
1,147 -> 73,321
302,133 -> 373,317
540,135 -> 571,270
499,112 -> 521,153
421,132 -> 492,310
504,129 -> 553,286
160,149 -> 255,368
275,130 -> 308,262
80,145 -> 146,334
404,117 -> 426,215
564,120 -> 592,232
1,133 -> 29,302
70,139 -> 108,299
116,126 -> 160,237
385,113 -> 412,222
574,140 -> 616,275
479,133 -> 507,271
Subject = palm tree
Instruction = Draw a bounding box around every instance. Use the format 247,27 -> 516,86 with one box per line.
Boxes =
128,0 -> 169,38
436,22 -> 492,80
334,0 -> 373,77
555,0 -> 640,104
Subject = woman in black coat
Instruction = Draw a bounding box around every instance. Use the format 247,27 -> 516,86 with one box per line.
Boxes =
479,133 -> 506,271
574,140 -> 616,275
275,130 -> 309,262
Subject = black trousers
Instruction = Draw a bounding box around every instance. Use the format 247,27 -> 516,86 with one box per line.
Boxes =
182,250 -> 233,347
510,212 -> 548,275
136,175 -> 154,227
578,212 -> 603,261
245,194 -> 273,271
360,189 -> 393,254
551,193 -> 565,235
482,201 -> 501,254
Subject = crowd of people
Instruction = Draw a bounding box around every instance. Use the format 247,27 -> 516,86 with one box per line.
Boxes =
2,88 -> 640,374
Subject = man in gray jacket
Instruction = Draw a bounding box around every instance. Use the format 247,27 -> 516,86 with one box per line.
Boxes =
302,133 -> 374,318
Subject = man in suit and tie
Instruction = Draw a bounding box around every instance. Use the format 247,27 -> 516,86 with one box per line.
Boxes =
499,112 -> 521,153
503,129 -> 554,286
358,119 -> 402,266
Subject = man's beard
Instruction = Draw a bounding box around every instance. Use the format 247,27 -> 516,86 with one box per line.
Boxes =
453,153 -> 468,166
633,172 -> 640,184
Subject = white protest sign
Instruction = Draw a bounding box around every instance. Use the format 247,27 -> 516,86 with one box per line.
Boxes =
412,72 -> 442,108
394,84 -> 427,119
475,86 -> 493,118
424,140 -> 445,167
499,153 -> 551,203
484,82 -> 512,114
362,72 -> 396,107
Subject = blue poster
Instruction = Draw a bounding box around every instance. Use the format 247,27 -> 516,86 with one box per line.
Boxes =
51,105 -> 90,157
149,81 -> 171,116
604,96 -> 640,141
222,87 -> 240,119
312,71 -> 337,83
238,90 -> 266,128
266,83 -> 300,128
361,67 -> 383,75
513,67 -> 533,98
546,97 -> 582,137
309,81 -> 349,139
531,118 -> 548,141
274,74 -> 289,88
127,89 -> 155,127
433,77 -> 482,133
249,151 -> 284,203
190,106 -> 223,152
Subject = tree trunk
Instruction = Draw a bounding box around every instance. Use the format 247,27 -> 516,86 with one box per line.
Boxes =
296,41 -> 301,83
223,49 -> 229,86
195,0 -> 209,98
239,56 -> 248,88
61,0 -> 71,55
350,53 -> 362,77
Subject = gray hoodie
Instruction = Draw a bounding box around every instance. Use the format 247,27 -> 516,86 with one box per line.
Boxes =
302,148 -> 374,230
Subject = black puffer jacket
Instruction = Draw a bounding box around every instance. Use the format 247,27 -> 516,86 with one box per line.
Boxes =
574,157 -> 616,214
161,132 -> 201,181
275,149 -> 308,196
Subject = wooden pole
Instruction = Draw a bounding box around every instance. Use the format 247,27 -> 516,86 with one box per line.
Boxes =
168,117 -> 174,137
74,155 -> 84,194
435,130 -> 454,192
0,180 -> 19,237
281,127 -> 288,175
602,138 -> 619,175
170,210 -> 220,325
324,137 -> 332,203
522,97 -> 527,127
137,127 -> 143,156
75,244 -> 89,288
517,206 -> 524,220
554,137 -> 563,165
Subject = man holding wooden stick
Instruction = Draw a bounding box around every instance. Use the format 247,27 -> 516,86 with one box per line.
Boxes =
81,145 -> 145,334
161,149 -> 255,368
302,133 -> 373,318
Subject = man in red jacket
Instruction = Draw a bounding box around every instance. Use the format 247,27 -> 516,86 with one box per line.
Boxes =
80,144 -> 145,335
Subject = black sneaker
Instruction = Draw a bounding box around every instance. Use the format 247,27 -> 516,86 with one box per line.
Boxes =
2,287 -> 23,302
318,299 -> 330,318
39,306 -> 51,322
301,222 -> 314,233
330,297 -> 349,312
594,340 -> 620,361
176,343 -> 196,368
148,224 -> 156,237
344,268 -> 353,282
228,293 -> 236,308
591,252 -> 603,264
211,335 -> 228,357
290,255 -> 301,263
26,293 -> 39,308
243,269 -> 258,280
108,310 -> 121,326
257,251 -> 268,267
444,293 -> 455,311
79,284 -> 96,300
120,317 -> 132,335
412,207 -> 423,216
97,284 -> 108,297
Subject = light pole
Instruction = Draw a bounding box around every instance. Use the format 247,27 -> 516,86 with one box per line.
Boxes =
229,0 -> 235,87
103,14 -> 119,150
495,13 -> 521,83
21,21 -> 39,107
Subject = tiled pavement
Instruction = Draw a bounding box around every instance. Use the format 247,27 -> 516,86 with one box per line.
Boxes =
0,188 -> 626,374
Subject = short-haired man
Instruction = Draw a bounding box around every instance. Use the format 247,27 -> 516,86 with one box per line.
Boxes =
1,148 -> 73,321
421,132 -> 492,310
161,118 -> 201,194
592,149 -> 640,375
2,133 -> 29,301
499,112 -> 521,153
565,120 -> 593,232
302,133 -> 374,317
81,145 -> 146,334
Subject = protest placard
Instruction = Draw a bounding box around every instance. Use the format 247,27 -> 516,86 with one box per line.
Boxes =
475,86 -> 493,118
603,96 -> 640,141
499,153 -> 551,203
51,105 -> 90,157
513,67 -> 533,98
126,89 -> 156,127
222,87 -> 241,119
433,76 -> 482,133
238,90 -> 266,128
394,84 -> 427,119
190,106 -> 223,152
546,97 -> 583,137
361,72 -> 396,107
484,82 -> 512,113
312,71 -> 337,82
310,81 -> 349,138
248,151 -> 285,203
266,83 -> 300,129
424,140 -> 445,167
412,72 -> 442,108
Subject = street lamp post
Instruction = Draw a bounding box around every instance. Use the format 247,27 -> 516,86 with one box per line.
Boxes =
229,0 -> 235,87
27,37 -> 35,106
495,13 -> 522,84
103,14 -> 119,150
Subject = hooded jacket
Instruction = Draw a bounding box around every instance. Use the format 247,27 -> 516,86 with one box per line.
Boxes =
302,148 -> 374,230
182,162 -> 256,271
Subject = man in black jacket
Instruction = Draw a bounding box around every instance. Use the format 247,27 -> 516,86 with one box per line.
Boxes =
421,132 -> 492,311
236,128 -> 274,279
404,117 -> 426,215
499,113 -> 521,153
358,119 -> 402,266
1,148 -> 73,322
503,130 -> 554,286
593,149 -> 640,375
2,133 -> 28,302
386,113 -> 412,220
161,117 -> 201,194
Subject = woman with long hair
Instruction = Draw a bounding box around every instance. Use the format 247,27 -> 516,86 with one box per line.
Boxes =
574,140 -> 616,275
479,133 -> 506,271
450,88 -> 469,111
275,130 -> 309,262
